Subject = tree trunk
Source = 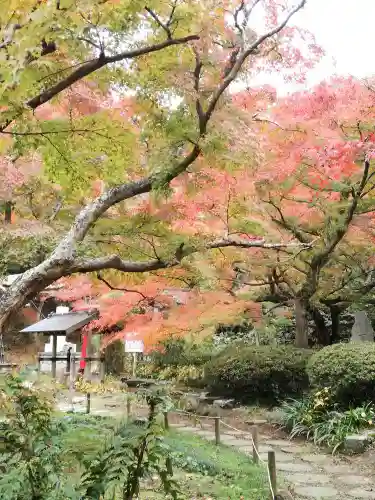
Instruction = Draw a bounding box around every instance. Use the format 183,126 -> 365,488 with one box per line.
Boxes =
330,306 -> 341,344
4,201 -> 13,223
295,298 -> 309,348
309,306 -> 330,345
0,259 -> 69,333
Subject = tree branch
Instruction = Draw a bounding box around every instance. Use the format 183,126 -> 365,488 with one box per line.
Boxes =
23,34 -> 199,114
69,237 -> 311,274
298,159 -> 370,301
203,0 -> 306,126
96,272 -> 147,299
145,6 -> 173,39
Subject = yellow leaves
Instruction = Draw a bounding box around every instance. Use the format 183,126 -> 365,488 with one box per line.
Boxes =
312,386 -> 331,409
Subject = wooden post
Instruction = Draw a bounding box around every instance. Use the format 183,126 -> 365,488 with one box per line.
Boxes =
252,425 -> 259,464
86,393 -> 91,414
68,355 -> 75,411
84,331 -> 92,381
51,335 -> 57,379
164,412 -> 169,430
71,353 -> 77,380
214,417 -> 220,445
126,394 -> 131,419
99,356 -> 105,382
166,456 -> 173,475
132,352 -> 137,377
267,451 -> 277,499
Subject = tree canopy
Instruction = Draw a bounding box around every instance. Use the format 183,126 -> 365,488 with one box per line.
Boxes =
0,0 -> 316,338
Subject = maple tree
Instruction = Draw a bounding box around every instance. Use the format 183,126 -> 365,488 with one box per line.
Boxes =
0,0 -> 316,335
229,77 -> 375,346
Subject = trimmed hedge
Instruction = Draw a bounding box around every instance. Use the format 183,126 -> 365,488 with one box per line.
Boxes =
204,344 -> 311,405
307,342 -> 375,407
150,337 -> 213,368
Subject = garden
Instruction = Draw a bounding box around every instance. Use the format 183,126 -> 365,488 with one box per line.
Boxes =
136,335 -> 375,455
0,373 -> 269,499
2,0 -> 375,498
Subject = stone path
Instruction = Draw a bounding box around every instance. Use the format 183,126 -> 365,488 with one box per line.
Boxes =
171,423 -> 375,500
55,392 -> 375,499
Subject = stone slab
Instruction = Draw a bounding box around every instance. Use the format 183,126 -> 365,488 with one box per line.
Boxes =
323,465 -> 356,474
260,451 -> 300,463
346,488 -> 375,499
281,445 -> 310,454
301,454 -> 330,464
220,437 -> 252,447
285,473 -> 331,484
336,475 -> 371,486
245,419 -> 268,425
293,486 -> 338,499
265,439 -> 293,447
277,462 -> 314,473
259,445 -> 273,453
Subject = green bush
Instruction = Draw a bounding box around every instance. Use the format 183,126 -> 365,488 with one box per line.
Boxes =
204,344 -> 311,405
150,336 -> 214,368
104,339 -> 125,375
307,342 -> 375,407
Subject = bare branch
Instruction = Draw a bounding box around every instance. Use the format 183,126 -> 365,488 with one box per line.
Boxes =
145,6 -> 172,39
192,46 -> 205,130
203,0 -> 306,125
96,272 -> 147,299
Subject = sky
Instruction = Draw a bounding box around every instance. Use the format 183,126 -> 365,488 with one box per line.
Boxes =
257,0 -> 375,94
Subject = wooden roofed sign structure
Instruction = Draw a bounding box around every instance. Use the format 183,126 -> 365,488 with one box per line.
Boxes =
20,310 -> 98,378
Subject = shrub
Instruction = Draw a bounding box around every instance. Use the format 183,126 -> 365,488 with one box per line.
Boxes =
281,388 -> 375,452
307,342 -> 375,407
204,344 -> 311,405
149,336 -> 214,368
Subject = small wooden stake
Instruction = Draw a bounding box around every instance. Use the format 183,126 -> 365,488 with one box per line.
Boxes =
86,393 -> 91,414
214,417 -> 220,445
267,450 -> 277,499
132,352 -> 137,377
166,456 -> 173,475
126,395 -> 131,419
51,335 -> 57,379
252,425 -> 259,464
99,358 -> 105,382
164,411 -> 169,430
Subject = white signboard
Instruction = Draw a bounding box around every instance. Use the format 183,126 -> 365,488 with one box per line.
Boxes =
125,339 -> 144,353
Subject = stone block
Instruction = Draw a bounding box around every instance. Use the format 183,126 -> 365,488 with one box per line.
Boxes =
213,398 -> 235,409
343,434 -> 369,454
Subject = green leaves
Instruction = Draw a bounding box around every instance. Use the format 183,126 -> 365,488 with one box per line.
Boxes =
0,374 -> 67,500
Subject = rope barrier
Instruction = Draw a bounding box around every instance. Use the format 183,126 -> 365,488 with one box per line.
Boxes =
218,419 -> 276,499
172,408 -> 217,419
170,411 -> 276,499
131,403 -> 277,499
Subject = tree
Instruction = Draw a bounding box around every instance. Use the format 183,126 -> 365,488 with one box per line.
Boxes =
232,77 -> 375,346
44,273 -> 263,350
0,0 -> 314,332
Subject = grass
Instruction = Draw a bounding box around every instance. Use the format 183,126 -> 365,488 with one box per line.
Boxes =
165,430 -> 269,498
57,414 -> 269,499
